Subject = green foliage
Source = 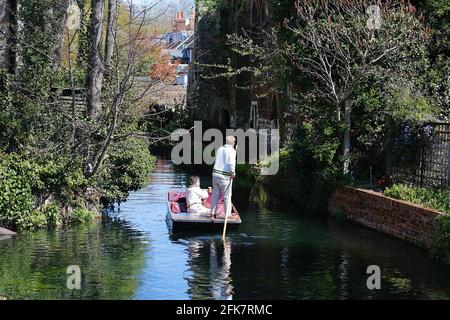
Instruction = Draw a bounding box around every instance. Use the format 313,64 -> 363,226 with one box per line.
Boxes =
0,154 -> 93,229
16,204 -> 62,230
384,184 -> 450,214
41,204 -> 63,227
197,0 -> 221,13
255,121 -> 344,210
0,0 -> 159,231
418,0 -> 450,16
390,89 -> 434,122
384,183 -> 450,264
70,207 -> 96,224
16,211 -> 47,230
34,158 -> 89,202
430,214 -> 450,264
0,155 -> 39,227
98,137 -> 157,204
0,71 -> 14,151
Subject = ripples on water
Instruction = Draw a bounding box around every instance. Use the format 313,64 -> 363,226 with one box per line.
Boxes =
0,160 -> 450,300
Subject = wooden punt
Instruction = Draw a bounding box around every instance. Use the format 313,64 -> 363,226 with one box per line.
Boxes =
166,190 -> 242,231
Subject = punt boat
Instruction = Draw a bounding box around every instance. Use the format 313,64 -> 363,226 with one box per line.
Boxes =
166,190 -> 242,231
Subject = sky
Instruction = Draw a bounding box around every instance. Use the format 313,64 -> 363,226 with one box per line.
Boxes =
131,0 -> 195,23
128,0 -> 195,33
132,0 -> 195,12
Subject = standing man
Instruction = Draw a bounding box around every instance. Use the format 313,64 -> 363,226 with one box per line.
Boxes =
211,136 -> 237,219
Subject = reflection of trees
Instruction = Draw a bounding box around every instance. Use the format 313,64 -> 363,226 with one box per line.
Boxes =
182,236 -> 234,300
0,218 -> 148,299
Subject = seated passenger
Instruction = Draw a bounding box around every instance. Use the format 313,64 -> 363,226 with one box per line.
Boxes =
186,176 -> 211,214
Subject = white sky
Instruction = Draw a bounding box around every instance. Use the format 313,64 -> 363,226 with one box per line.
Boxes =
131,0 -> 194,11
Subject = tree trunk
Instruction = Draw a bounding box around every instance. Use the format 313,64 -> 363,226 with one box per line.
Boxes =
53,0 -> 71,71
76,0 -> 89,66
343,99 -> 353,175
4,0 -> 17,74
87,0 -> 105,119
104,0 -> 117,71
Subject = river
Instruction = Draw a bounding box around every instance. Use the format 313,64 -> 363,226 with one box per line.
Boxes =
0,160 -> 449,300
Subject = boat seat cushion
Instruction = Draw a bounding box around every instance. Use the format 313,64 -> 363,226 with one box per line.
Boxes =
171,201 -> 187,213
168,192 -> 185,202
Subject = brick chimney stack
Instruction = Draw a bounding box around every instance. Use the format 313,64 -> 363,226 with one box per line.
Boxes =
173,10 -> 187,32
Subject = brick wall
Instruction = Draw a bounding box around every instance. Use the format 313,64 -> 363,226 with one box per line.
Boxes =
328,186 -> 443,249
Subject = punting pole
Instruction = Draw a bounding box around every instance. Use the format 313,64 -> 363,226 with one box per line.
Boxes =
222,179 -> 233,241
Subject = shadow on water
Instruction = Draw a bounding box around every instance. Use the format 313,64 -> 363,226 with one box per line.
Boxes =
1,159 -> 450,300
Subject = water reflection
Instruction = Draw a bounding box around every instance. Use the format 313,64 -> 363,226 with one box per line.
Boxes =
0,218 -> 148,300
172,234 -> 234,300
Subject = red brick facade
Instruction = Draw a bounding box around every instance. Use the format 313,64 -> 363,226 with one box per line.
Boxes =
172,10 -> 195,33
328,187 -> 442,248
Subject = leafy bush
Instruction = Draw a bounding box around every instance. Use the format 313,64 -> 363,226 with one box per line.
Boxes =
16,210 -> 47,230
384,184 -> 450,214
430,214 -> 450,265
0,154 -> 93,229
70,207 -> 96,224
197,0 -> 222,13
253,121 -> 344,210
16,204 -> 62,230
98,137 -> 157,204
41,203 -> 62,227
0,142 -> 156,229
0,155 -> 39,227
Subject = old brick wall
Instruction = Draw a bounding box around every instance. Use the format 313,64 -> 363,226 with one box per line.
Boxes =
328,187 -> 442,248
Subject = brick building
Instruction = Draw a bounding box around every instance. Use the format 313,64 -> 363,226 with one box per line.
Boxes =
172,10 -> 196,33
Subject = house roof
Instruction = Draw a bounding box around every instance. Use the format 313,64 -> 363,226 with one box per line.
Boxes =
174,34 -> 195,50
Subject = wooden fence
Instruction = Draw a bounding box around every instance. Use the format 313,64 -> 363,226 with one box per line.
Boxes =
390,123 -> 450,189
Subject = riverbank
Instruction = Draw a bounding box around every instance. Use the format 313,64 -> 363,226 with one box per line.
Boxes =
241,153 -> 450,264
0,139 -> 157,231
329,186 -> 450,265
329,187 -> 442,248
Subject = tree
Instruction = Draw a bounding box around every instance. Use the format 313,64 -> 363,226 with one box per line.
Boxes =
2,0 -> 18,74
228,0 -> 428,175
288,0 -> 429,174
0,0 -> 171,228
104,0 -> 117,71
49,0 -> 71,70
87,0 -> 105,119
76,0 -> 90,67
